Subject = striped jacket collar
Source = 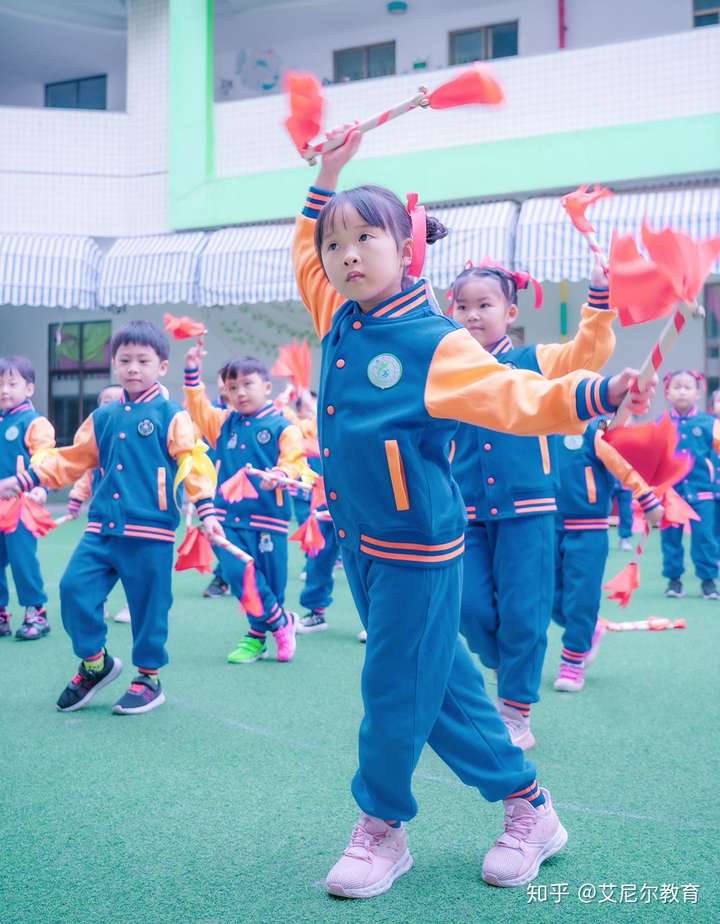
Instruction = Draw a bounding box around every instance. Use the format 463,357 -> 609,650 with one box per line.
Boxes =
1,399 -> 33,418
670,405 -> 698,421
358,279 -> 430,320
122,383 -> 162,404
240,400 -> 276,421
487,335 -> 513,357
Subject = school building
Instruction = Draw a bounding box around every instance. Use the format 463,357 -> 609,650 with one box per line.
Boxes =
1,0 -> 719,441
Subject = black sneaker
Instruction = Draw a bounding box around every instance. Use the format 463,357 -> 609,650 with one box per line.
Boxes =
0,608 -> 11,637
664,579 -> 684,598
203,574 -> 229,598
296,610 -> 328,634
15,606 -> 50,640
112,674 -> 165,715
701,580 -> 719,600
57,651 -> 123,712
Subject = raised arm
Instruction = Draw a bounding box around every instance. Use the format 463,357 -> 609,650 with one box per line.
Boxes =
535,282 -> 616,378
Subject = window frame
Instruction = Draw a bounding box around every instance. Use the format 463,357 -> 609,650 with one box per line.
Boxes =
333,41 -> 396,83
44,74 -> 108,111
448,21 -> 518,65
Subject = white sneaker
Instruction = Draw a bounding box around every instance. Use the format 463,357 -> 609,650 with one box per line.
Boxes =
497,700 -> 535,750
113,606 -> 131,623
357,629 -> 367,643
619,538 -> 633,552
326,814 -> 413,898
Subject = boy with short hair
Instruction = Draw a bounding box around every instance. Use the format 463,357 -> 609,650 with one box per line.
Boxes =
184,346 -> 305,664
0,355 -> 56,640
0,322 -> 222,714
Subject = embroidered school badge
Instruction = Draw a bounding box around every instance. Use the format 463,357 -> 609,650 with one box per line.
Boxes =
367,354 -> 403,390
692,426 -> 703,437
137,419 -> 155,437
259,532 -> 274,553
4,426 -> 19,441
563,435 -> 584,450
227,432 -> 238,450
256,429 -> 272,445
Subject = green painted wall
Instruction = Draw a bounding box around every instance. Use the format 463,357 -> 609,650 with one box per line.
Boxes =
169,0 -> 720,230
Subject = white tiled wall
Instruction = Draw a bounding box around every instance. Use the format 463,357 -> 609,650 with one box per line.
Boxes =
215,26 -> 720,177
0,0 -> 168,238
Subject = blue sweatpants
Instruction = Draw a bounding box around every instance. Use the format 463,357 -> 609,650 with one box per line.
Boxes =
342,549 -> 535,822
299,518 -> 338,612
661,498 -> 718,582
552,527 -> 609,655
613,486 -> 633,539
0,522 -> 47,608
460,515 -> 555,706
59,533 -> 173,669
214,525 -> 288,634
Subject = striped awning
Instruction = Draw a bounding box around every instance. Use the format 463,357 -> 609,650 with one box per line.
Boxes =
198,224 -> 297,305
515,186 -> 720,281
97,233 -> 208,307
0,233 -> 101,309
424,201 -> 519,288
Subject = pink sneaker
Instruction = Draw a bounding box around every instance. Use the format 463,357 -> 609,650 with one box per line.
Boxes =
553,662 -> 585,692
584,621 -> 605,666
482,788 -> 568,887
497,700 -> 535,750
326,814 -> 413,898
273,611 -> 297,662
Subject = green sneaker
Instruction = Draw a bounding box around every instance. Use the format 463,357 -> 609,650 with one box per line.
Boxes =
227,636 -> 268,664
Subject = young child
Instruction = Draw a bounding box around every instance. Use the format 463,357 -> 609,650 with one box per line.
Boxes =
291,127 -> 655,898
0,322 -> 222,714
281,387 -> 340,633
552,420 -> 663,692
662,370 -> 720,600
183,349 -> 305,663
0,356 -> 55,640
67,385 -> 131,622
449,262 -> 615,748
203,364 -> 232,599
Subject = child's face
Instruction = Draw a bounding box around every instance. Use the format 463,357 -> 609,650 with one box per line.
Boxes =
297,390 -> 317,420
452,277 -> 518,348
225,372 -> 272,415
112,344 -> 168,398
666,373 -> 699,414
0,369 -> 34,411
98,386 -> 124,407
320,204 -> 413,310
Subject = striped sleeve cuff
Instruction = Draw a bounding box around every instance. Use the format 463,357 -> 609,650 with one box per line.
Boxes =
587,286 -> 610,310
575,378 -> 616,421
302,186 -> 334,220
195,498 -> 216,521
67,497 -> 83,514
184,367 -> 201,387
637,491 -> 661,513
17,469 -> 40,491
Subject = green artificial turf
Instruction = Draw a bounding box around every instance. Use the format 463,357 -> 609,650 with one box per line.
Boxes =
0,522 -> 717,923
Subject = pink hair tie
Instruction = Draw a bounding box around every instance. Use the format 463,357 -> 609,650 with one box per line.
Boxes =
406,192 -> 426,277
477,258 -> 544,309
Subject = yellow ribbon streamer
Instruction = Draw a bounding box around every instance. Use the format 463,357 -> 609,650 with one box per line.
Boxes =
174,440 -> 217,504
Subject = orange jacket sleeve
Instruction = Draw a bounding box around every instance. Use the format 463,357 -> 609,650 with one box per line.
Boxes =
276,424 -> 306,480
424,327 -> 614,436
713,419 -> 720,454
535,302 -> 617,379
167,411 -> 217,507
183,382 -> 230,449
21,415 -> 99,491
24,417 -> 56,455
292,210 -> 344,340
69,469 -> 94,504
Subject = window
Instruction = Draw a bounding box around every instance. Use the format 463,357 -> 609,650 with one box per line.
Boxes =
45,75 -> 107,111
48,322 -> 112,445
694,0 -> 720,26
449,22 -> 518,65
334,42 -> 396,83
705,283 -> 720,395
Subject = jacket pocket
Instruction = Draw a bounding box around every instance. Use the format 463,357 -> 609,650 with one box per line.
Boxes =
384,439 -> 410,512
538,436 -> 551,475
157,467 -> 168,511
584,466 -> 597,504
